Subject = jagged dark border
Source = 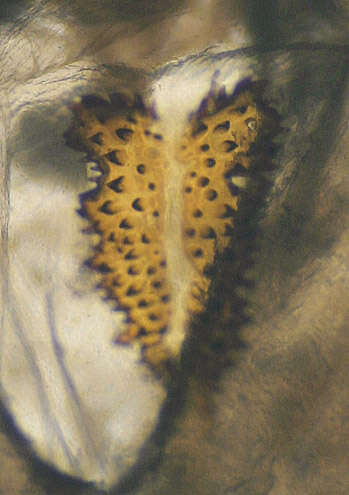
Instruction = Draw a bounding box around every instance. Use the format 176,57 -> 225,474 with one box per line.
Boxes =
64,83 -> 282,379
64,93 -> 162,336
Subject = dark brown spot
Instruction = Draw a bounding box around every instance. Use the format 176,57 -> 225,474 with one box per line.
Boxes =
198,177 -> 209,187
107,176 -> 124,193
116,128 -> 133,141
193,248 -> 203,258
220,204 -> 235,218
132,198 -> 143,212
126,285 -> 140,296
161,294 -> 170,303
148,183 -> 156,190
128,266 -> 139,275
153,134 -> 163,141
206,189 -> 218,201
201,227 -> 216,239
206,158 -> 216,168
191,171 -> 197,177
125,249 -> 138,260
153,211 -> 159,217
152,280 -> 162,289
119,219 -> 132,229
193,209 -> 203,218
137,164 -> 145,174
224,140 -> 238,152
141,233 -> 150,244
138,299 -> 149,307
105,150 -> 122,165
185,186 -> 192,193
160,259 -> 167,267
108,232 -> 115,242
90,133 -> 103,145
123,236 -> 133,245
200,144 -> 210,151
147,267 -> 156,275
214,120 -> 230,132
97,263 -> 112,273
99,201 -> 114,215
192,121 -> 208,137
236,105 -> 247,114
186,228 -> 195,237
148,313 -> 158,321
191,121 -> 207,137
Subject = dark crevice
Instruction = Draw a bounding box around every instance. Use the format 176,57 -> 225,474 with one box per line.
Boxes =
119,219 -> 133,229
107,176 -> 124,193
105,150 -> 122,165
116,127 -> 134,141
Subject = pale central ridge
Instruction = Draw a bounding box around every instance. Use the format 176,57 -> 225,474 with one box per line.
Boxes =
65,84 -> 279,369
159,118 -> 195,357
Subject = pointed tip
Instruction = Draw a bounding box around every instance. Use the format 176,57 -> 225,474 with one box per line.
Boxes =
231,77 -> 253,98
197,96 -> 209,118
218,85 -> 227,101
76,207 -> 88,218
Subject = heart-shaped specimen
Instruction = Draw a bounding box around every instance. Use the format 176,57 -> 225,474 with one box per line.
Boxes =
66,82 -> 279,368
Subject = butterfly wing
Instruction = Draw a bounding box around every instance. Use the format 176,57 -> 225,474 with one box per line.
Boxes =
178,86 -> 265,315
67,85 -> 278,369
68,95 -> 171,360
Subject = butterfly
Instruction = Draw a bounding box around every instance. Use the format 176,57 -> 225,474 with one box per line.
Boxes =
65,80 -> 279,369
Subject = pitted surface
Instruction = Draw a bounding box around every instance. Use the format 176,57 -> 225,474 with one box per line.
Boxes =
67,86 -> 276,366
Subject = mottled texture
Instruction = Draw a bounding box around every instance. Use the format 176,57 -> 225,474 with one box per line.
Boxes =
67,95 -> 171,361
66,87 -> 277,367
